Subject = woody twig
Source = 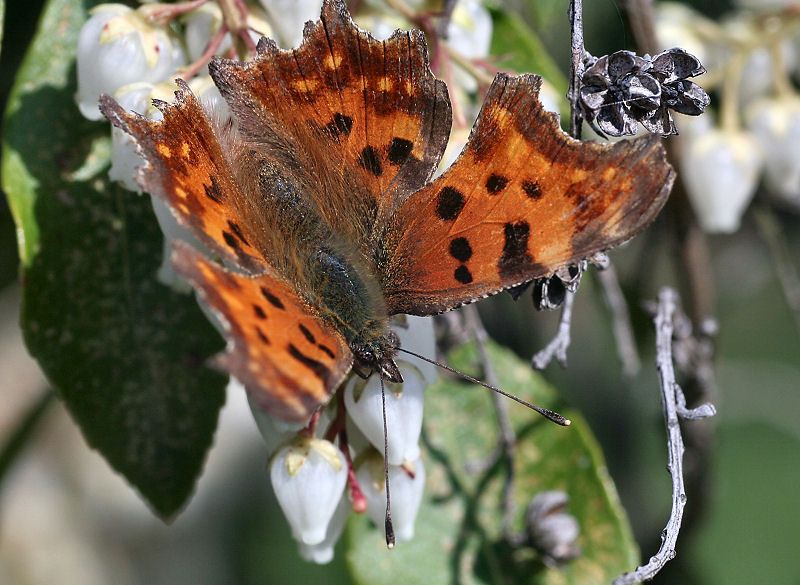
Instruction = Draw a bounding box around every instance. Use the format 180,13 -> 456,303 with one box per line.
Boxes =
613,288 -> 715,585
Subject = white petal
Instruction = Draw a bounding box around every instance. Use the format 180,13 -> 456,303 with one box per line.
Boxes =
344,362 -> 424,466
356,455 -> 426,542
297,494 -> 350,564
746,96 -> 800,208
270,439 -> 347,545
681,128 -> 763,233
76,6 -> 185,120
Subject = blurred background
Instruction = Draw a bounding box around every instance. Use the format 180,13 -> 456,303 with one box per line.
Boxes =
1,0 -> 799,584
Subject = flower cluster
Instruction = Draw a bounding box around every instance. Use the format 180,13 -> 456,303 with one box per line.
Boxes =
656,1 -> 800,232
579,48 -> 709,138
75,0 -> 498,563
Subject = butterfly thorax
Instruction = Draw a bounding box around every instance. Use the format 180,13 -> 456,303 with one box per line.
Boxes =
251,158 -> 402,383
308,247 -> 402,383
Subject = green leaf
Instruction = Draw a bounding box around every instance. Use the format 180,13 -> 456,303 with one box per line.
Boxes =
488,6 -> 568,100
1,0 -> 226,518
345,341 -> 637,584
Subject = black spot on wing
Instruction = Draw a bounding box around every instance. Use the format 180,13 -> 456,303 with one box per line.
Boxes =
204,176 -> 222,203
288,343 -> 331,384
227,220 -> 250,246
260,286 -> 285,310
325,113 -> 353,139
454,265 -> 473,284
358,146 -> 383,177
318,344 -> 335,359
222,230 -> 239,249
387,138 -> 413,165
498,220 -> 535,278
436,187 -> 465,221
449,237 -> 472,262
298,323 -> 316,344
253,304 -> 267,319
522,180 -> 543,200
486,173 -> 509,195
255,326 -> 270,345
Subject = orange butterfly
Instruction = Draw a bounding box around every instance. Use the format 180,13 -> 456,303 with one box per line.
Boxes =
100,0 -> 674,422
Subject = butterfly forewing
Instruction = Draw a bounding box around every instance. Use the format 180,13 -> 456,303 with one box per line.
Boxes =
172,243 -> 353,422
381,74 -> 675,316
100,88 -> 268,275
207,0 -> 451,241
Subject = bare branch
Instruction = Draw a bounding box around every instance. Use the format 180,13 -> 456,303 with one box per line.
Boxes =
753,203 -> 800,341
613,288 -> 716,585
595,262 -> 641,378
531,290 -> 575,370
462,305 -> 518,540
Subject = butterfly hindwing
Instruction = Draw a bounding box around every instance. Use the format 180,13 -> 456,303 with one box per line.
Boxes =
172,243 -> 353,422
381,74 -> 675,315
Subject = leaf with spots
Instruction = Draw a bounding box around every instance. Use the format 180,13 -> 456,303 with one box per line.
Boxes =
346,342 -> 639,585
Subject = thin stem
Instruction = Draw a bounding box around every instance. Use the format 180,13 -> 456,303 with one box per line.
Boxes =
753,204 -> 800,340
179,24 -> 229,80
595,264 -> 641,378
613,289 -> 715,585
531,290 -> 576,370
568,0 -> 585,139
462,305 -> 517,538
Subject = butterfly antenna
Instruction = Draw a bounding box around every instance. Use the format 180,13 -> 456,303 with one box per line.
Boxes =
395,347 -> 571,427
379,371 -> 396,549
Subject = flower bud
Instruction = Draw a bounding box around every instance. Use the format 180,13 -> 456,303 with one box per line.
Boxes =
76,4 -> 186,120
297,493 -> 350,564
356,453 -> 426,542
526,491 -> 580,564
746,95 -> 800,209
344,361 -> 425,466
270,437 -> 347,545
680,126 -> 763,233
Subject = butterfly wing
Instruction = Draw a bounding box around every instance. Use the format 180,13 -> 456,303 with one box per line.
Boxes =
101,86 -> 352,422
382,74 -> 675,315
207,0 -> 451,244
172,243 -> 352,422
100,87 -> 270,274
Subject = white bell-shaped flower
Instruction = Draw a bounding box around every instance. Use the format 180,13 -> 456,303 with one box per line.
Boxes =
344,360 -> 425,466
297,492 -> 350,564
243,379 -> 306,454
746,95 -> 800,208
76,4 -> 185,120
270,437 -> 348,545
681,127 -> 763,233
392,315 -> 438,385
356,454 -> 426,542
108,81 -> 177,191
258,0 -> 323,48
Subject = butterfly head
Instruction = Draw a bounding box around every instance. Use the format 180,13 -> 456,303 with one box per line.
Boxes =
350,328 -> 403,384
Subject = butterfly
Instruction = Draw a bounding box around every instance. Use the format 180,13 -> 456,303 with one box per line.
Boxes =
100,0 -> 674,422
